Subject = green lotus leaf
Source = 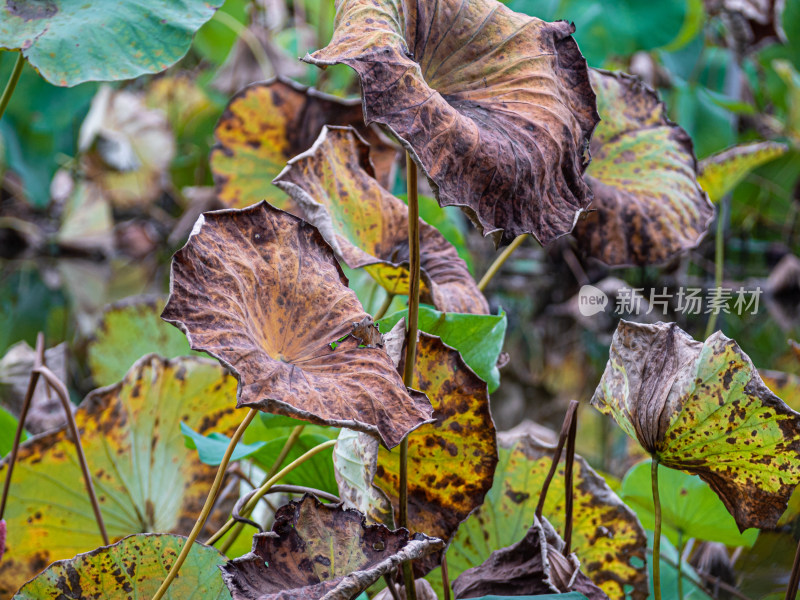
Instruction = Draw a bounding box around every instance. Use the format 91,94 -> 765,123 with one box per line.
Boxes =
0,0 -> 224,86
574,69 -> 713,267
591,320 -> 800,531
698,141 -> 789,203
13,534 -> 230,599
0,355 -> 242,595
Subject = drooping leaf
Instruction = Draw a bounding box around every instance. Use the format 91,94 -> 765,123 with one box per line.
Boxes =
621,459 -> 757,548
378,306 -> 507,393
12,533 -> 230,599
273,126 -> 488,314
369,333 -> 497,575
87,296 -> 196,387
161,202 -> 432,448
453,515 -> 607,599
591,320 -> 800,531
210,78 -> 399,211
305,0 -> 600,246
573,70 -> 713,267
220,495 -> 444,600
0,355 -> 242,595
431,431 -> 648,600
698,141 -> 789,202
0,1 -> 223,86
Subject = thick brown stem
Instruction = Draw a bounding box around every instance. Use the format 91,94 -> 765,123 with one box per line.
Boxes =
535,400 -> 579,521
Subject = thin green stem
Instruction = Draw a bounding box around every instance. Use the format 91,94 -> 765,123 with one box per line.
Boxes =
0,52 -> 24,122
151,408 -> 257,600
677,532 -> 684,600
374,292 -> 396,321
213,10 -> 272,80
705,203 -> 725,338
786,535 -> 800,600
205,438 -> 336,545
652,458 -> 662,600
477,234 -> 528,291
400,151 -> 421,600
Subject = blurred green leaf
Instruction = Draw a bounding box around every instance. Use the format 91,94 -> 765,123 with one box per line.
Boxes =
0,406 -> 25,458
645,531 -> 712,600
192,0 -> 249,66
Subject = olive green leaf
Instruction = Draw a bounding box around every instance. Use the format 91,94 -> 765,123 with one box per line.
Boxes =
621,459 -> 758,548
431,431 -> 648,600
574,69 -> 713,267
0,355 -> 242,595
0,0 -> 223,87
220,495 -> 444,600
698,141 -> 789,202
762,369 -> 800,411
210,78 -> 398,211
305,0 -> 599,246
273,126 -> 488,315
378,305 -> 507,392
12,534 -> 230,599
86,296 -> 196,387
591,320 -> 800,531
161,202 -> 432,448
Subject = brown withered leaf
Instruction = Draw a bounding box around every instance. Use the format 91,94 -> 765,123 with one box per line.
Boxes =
305,0 -> 599,247
705,0 -> 786,49
273,126 -> 488,314
375,333 -> 498,576
220,495 -> 444,600
161,202 -> 432,448
591,320 -> 800,531
574,70 -> 713,266
453,515 -> 608,599
210,78 -> 399,211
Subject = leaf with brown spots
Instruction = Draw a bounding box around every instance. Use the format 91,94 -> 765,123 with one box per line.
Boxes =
427,431 -> 648,600
210,78 -> 399,212
13,533 -> 230,599
761,369 -> 800,410
372,333 -> 497,576
273,126 -> 489,314
220,495 -> 444,600
0,356 -> 242,596
591,320 -> 800,531
161,202 -> 432,448
698,141 -> 789,203
573,70 -> 714,266
304,0 -> 599,247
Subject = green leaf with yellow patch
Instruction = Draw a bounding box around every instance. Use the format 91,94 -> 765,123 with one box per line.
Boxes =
574,69 -> 713,266
0,355 -> 242,595
591,320 -> 800,532
698,141 -> 789,203
13,534 -> 230,599
427,430 -> 648,600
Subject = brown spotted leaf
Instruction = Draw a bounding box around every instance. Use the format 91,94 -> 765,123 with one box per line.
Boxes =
210,78 -> 399,211
305,0 -> 599,246
220,495 -> 444,600
591,320 -> 800,531
0,356 -> 242,596
698,141 -> 788,203
161,202 -> 432,448
274,126 -> 488,314
574,70 -> 713,266
453,515 -> 608,599
374,333 -> 497,576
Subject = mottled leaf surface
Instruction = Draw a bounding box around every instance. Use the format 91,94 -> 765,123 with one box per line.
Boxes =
698,141 -> 788,202
431,431 -> 647,600
306,0 -> 599,246
87,296 -> 196,387
13,534 -> 230,599
220,495 -> 444,600
0,0 -> 222,86
591,320 -> 800,531
0,356 -> 241,595
373,333 -> 497,575
574,70 -> 713,266
210,78 -> 398,211
274,126 -> 488,314
162,202 -> 432,448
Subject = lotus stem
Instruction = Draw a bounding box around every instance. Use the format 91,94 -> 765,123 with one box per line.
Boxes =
205,438 -> 336,546
786,536 -> 800,600
563,404 -> 578,555
652,457 -> 663,600
213,10 -> 272,81
677,531 -> 684,600
441,552 -> 452,600
400,151 -> 421,600
218,424 -> 306,554
477,234 -> 528,291
374,292 -> 396,321
151,408 -> 258,600
535,400 -> 579,521
705,202 -> 725,338
0,51 -> 24,122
